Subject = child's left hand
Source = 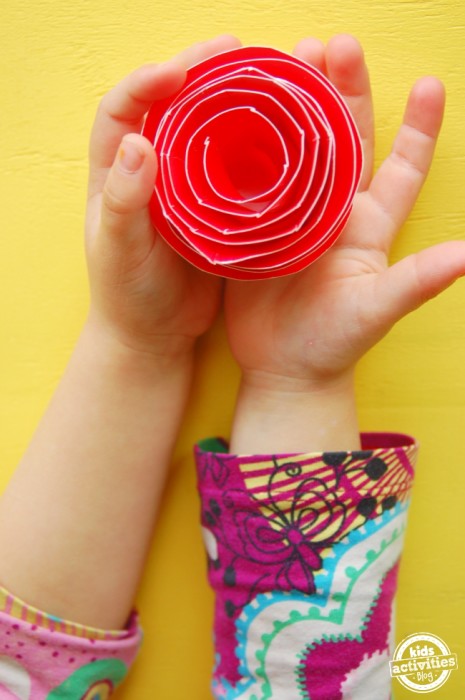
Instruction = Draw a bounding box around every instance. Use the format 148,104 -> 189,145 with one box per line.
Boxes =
224,34 -> 465,394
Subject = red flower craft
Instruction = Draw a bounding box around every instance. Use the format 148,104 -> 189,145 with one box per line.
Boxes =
143,46 -> 363,280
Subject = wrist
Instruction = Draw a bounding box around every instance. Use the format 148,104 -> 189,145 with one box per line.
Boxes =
74,315 -> 195,404
83,308 -> 196,373
229,369 -> 360,454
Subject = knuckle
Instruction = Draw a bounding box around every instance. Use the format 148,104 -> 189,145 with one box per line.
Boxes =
102,184 -> 130,217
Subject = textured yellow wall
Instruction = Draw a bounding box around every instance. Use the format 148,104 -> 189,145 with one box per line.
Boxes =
1,1 -> 464,698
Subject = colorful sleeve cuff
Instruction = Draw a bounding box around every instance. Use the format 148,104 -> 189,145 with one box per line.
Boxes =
0,585 -> 142,698
194,432 -> 417,700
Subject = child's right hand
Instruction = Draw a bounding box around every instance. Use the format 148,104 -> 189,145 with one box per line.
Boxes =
84,35 -> 240,360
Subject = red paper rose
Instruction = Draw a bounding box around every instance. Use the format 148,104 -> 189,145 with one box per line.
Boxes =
143,46 -> 363,280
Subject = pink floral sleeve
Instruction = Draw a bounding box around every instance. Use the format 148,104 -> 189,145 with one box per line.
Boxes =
0,586 -> 141,698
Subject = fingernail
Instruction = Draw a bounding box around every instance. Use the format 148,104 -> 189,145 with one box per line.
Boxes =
118,139 -> 144,173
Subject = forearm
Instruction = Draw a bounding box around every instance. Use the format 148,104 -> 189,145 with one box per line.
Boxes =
230,369 -> 360,454
0,317 -> 193,629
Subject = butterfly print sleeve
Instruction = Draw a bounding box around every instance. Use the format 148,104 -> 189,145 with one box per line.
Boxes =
195,432 -> 417,700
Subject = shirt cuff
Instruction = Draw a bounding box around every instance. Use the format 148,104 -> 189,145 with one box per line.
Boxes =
195,431 -> 417,521
0,585 -> 142,698
194,432 -> 417,698
0,585 -> 132,640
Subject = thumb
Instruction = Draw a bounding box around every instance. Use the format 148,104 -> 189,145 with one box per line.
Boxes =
99,133 -> 157,247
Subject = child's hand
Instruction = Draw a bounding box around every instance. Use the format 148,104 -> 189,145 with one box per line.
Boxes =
85,35 -> 240,359
0,39 -> 248,630
224,34 -> 465,393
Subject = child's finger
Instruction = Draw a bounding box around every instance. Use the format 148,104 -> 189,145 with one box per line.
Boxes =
91,133 -> 157,256
88,35 -> 241,200
88,61 -> 185,199
367,76 -> 445,252
175,34 -> 241,69
371,240 -> 465,330
325,34 -> 374,190
292,37 -> 326,74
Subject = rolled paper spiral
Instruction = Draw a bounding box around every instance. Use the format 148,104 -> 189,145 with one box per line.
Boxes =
143,46 -> 363,280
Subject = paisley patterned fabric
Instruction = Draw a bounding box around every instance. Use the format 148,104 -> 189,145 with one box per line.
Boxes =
195,432 -> 417,699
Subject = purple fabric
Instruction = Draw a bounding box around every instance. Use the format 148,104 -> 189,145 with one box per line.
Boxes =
195,433 -> 417,699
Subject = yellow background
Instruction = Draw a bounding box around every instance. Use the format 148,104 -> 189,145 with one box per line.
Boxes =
1,1 -> 464,698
